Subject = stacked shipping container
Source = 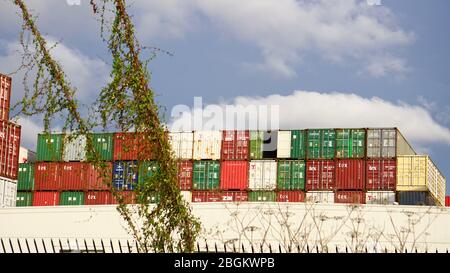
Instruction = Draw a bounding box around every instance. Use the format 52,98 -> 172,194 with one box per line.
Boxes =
17,128 -> 447,207
0,73 -> 21,207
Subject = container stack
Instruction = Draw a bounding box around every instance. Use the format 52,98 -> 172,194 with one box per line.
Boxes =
16,128 -> 447,207
0,73 -> 21,207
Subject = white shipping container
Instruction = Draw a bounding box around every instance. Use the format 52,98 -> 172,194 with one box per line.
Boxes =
365,191 -> 396,205
63,134 -> 87,161
181,191 -> 192,203
248,160 -> 277,190
0,177 -> 17,207
305,191 -> 335,204
277,131 -> 291,158
19,146 -> 36,164
193,131 -> 222,160
169,132 -> 193,159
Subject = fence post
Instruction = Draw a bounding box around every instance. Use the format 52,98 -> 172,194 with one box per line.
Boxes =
279,244 -> 282,254
127,240 -> 132,253
251,244 -> 255,253
51,239 -> 56,253
136,241 -> 140,254
197,242 -> 200,253
215,243 -> 218,253
0,239 -> 5,254
233,243 -> 236,253
59,239 -> 63,253
26,239 -> 31,253
118,240 -> 123,253
205,242 -> 209,253
42,239 -> 47,254
75,239 -> 80,253
84,239 -> 89,253
101,239 -> 106,253
93,239 -> 97,254
269,244 -> 272,253
306,244 -> 309,254
110,239 -> 115,253
224,243 -> 227,253
336,246 -> 339,253
17,239 -> 23,253
9,239 -> 14,254
34,239 -> 39,253
242,244 -> 245,253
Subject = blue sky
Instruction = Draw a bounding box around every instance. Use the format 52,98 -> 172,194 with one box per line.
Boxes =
1,0 -> 450,193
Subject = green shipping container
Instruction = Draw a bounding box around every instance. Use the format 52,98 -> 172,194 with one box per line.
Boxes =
249,191 -> 276,202
291,130 -> 306,159
250,131 -> 263,159
307,129 -> 336,159
37,133 -> 63,161
138,161 -> 159,184
60,192 -> 84,206
18,163 -> 34,191
16,192 -> 33,207
193,161 -> 220,190
277,160 -> 305,190
336,129 -> 366,158
87,133 -> 114,161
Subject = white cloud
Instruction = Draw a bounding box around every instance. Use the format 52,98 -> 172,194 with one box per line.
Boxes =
15,117 -> 42,150
170,90 -> 450,147
365,55 -> 410,77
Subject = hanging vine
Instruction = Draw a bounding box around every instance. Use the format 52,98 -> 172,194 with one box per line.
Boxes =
12,0 -> 200,253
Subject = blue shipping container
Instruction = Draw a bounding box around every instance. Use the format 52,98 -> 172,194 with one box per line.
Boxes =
113,161 -> 138,190
398,191 -> 435,206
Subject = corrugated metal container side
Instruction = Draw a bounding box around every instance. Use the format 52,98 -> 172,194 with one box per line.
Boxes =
221,191 -> 248,202
84,191 -> 112,205
262,131 -> 277,159
191,191 -> 222,202
87,133 -> 114,161
32,191 -> 59,206
36,133 -> 62,162
248,191 -> 276,202
277,160 -> 305,190
248,160 -> 277,191
366,159 -> 396,191
397,155 -> 446,206
86,162 -> 112,190
445,196 -> 450,207
113,161 -> 138,190
19,147 -> 36,164
114,133 -> 154,161
335,159 -> 365,190
335,191 -> 365,204
169,132 -> 193,159
249,131 -> 263,159
221,130 -> 249,160
0,120 -> 21,179
193,161 -> 220,190
59,191 -> 84,206
307,129 -> 335,159
365,191 -> 396,205
305,160 -> 335,191
193,131 -> 222,160
60,162 -> 87,190
220,161 -> 248,190
110,191 -> 136,204
0,73 -> 11,120
366,128 -> 394,158
177,161 -> 193,190
305,191 -> 335,203
18,163 -> 34,191
34,162 -> 60,190
276,191 -> 305,202
62,134 -> 87,161
0,177 -> 16,207
138,161 -> 159,185
335,129 -> 365,158
16,191 -> 33,207
290,130 -> 306,159
276,131 -> 291,158
397,191 -> 436,206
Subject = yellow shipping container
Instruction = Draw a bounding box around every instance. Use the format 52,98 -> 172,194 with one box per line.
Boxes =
397,155 -> 446,206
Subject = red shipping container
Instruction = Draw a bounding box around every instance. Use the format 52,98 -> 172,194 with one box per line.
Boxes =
446,196 -> 450,207
335,191 -> 365,204
0,74 -> 11,121
335,159 -> 365,190
110,191 -> 137,204
221,130 -> 249,160
113,133 -> 154,161
0,120 -> 21,179
32,191 -> 60,206
221,191 -> 248,202
85,191 -> 113,205
86,162 -> 113,190
60,162 -> 87,190
276,191 -> 306,202
192,191 -> 222,202
220,161 -> 248,190
366,159 -> 396,191
177,161 -> 193,190
34,162 -> 60,190
306,160 -> 335,190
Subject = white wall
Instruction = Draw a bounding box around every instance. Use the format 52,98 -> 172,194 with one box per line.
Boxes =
0,203 -> 449,253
